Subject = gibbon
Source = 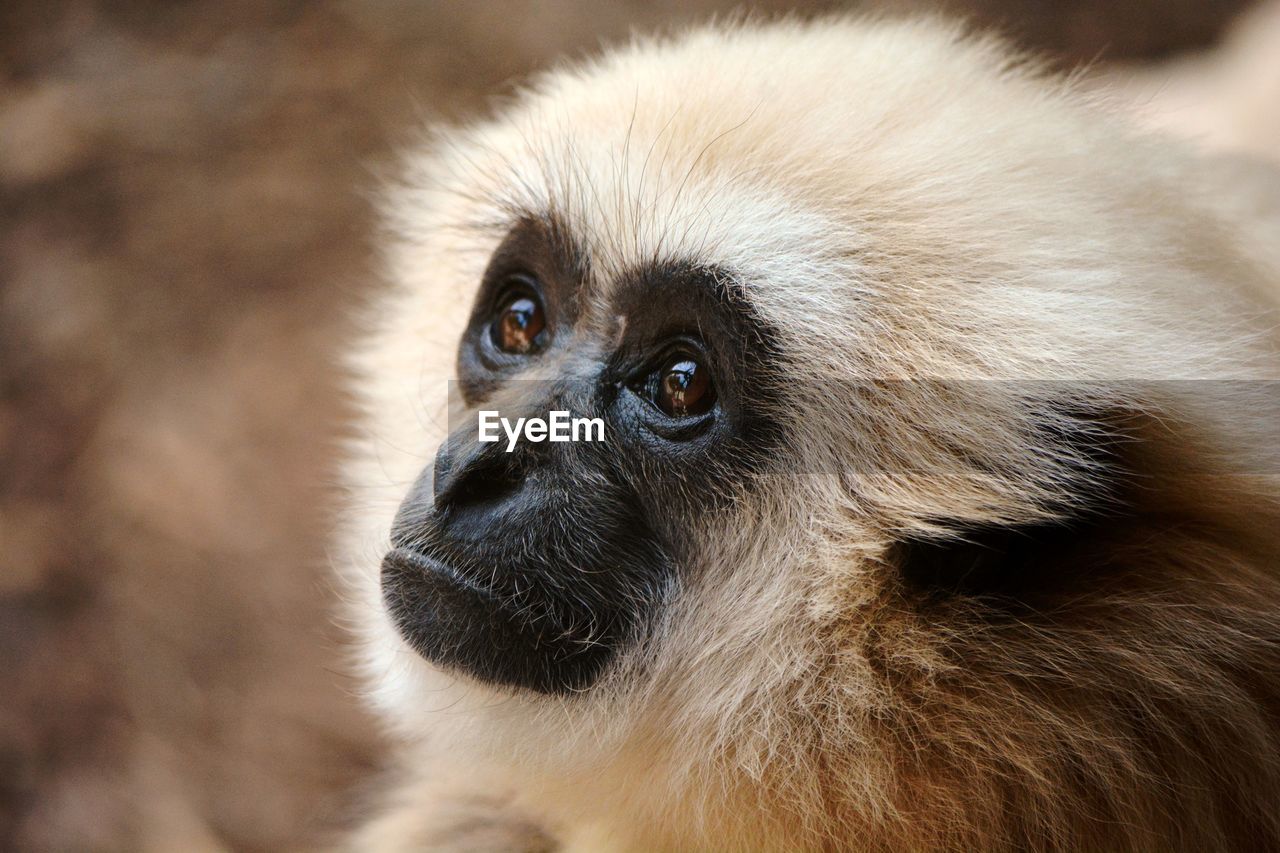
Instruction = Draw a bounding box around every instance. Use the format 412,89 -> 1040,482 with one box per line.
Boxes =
338,15 -> 1280,851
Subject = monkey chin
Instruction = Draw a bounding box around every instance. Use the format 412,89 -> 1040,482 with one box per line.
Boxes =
381,546 -> 617,695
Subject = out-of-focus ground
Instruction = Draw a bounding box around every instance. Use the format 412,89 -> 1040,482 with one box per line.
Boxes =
1,1 -> 1277,850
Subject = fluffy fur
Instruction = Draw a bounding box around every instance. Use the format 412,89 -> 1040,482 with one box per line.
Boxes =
338,16 -> 1280,851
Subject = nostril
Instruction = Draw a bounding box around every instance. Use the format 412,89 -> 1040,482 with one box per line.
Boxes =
453,458 -> 521,508
433,445 -> 523,513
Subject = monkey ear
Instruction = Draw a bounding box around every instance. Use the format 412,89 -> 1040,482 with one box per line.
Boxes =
893,512 -> 1117,601
891,403 -> 1136,602
891,384 -> 1280,604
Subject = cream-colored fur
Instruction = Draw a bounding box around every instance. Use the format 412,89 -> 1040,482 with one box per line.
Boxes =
339,16 -> 1280,851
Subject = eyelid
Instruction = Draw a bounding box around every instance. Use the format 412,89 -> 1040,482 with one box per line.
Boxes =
621,383 -> 717,439
490,271 -> 542,314
629,335 -> 712,380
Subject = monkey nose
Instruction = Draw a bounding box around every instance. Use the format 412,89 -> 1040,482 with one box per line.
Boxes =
431,430 -> 523,514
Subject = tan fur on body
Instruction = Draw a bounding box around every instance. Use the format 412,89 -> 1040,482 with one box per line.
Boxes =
339,16 -> 1280,851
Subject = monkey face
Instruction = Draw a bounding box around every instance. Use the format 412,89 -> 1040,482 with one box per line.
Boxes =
381,219 -> 782,693
345,23 -> 1280,828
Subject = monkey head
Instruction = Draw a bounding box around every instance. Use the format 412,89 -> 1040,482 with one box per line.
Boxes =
341,17 -> 1280,850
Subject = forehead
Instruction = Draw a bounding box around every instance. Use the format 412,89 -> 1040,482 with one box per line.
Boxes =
437,110 -> 846,306
415,15 -> 1048,280
392,18 -> 1093,378
415,28 -> 910,312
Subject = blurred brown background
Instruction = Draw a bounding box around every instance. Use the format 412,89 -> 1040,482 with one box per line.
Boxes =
2,1 -> 1277,850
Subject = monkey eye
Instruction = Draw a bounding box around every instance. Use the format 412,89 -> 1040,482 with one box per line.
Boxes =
642,353 -> 716,419
490,278 -> 547,355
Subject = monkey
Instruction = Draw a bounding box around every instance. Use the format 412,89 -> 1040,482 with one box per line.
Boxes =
336,15 -> 1280,851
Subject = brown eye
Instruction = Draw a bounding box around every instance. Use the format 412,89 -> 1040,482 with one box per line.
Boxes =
655,356 -> 715,418
492,290 -> 546,354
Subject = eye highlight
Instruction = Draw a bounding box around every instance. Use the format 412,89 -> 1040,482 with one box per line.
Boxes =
645,354 -> 716,419
491,280 -> 547,355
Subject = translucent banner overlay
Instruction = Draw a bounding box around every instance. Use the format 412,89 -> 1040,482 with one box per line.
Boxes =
439,379 -> 1280,478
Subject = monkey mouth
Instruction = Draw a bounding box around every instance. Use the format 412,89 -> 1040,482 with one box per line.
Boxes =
383,546 -> 500,604
380,546 -> 616,693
